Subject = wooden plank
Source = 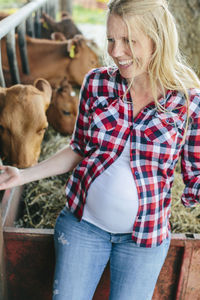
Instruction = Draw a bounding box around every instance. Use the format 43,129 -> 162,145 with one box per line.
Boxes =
0,192 -> 7,300
4,230 -> 54,300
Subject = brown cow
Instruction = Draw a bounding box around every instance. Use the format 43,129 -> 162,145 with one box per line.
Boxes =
1,34 -> 100,87
0,78 -> 52,168
41,11 -> 82,40
0,11 -> 81,40
46,77 -> 79,135
0,11 -> 9,20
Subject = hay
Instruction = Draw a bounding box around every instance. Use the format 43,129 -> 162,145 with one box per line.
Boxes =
17,176 -> 67,228
16,127 -> 200,233
170,172 -> 200,233
16,126 -> 71,228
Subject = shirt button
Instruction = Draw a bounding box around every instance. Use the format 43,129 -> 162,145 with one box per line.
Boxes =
135,171 -> 139,176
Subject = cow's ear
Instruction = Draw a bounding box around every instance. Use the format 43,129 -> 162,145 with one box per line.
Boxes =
67,39 -> 77,58
61,11 -> 70,19
42,12 -> 54,29
51,32 -> 66,41
34,78 -> 52,110
0,88 -> 6,110
67,35 -> 84,58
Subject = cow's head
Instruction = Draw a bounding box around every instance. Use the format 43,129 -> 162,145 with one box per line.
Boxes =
41,12 -> 82,40
46,77 -> 78,135
66,35 -> 101,86
0,78 -> 52,168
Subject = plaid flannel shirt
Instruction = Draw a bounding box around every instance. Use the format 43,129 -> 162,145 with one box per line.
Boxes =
65,67 -> 200,247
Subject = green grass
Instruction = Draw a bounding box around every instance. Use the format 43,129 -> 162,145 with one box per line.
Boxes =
0,1 -> 106,25
72,4 -> 107,25
0,2 -> 106,25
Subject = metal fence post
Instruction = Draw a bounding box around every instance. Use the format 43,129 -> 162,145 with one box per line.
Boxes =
0,41 -> 6,87
17,22 -> 30,74
6,30 -> 20,85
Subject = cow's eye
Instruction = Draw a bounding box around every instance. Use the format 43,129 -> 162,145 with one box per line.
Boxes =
57,87 -> 63,93
37,127 -> 47,135
62,110 -> 71,116
0,125 -> 4,131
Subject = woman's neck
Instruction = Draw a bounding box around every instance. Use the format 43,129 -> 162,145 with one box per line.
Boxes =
127,74 -> 165,100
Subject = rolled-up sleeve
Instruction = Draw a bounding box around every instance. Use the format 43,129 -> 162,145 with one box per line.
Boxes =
70,72 -> 92,157
181,93 -> 200,206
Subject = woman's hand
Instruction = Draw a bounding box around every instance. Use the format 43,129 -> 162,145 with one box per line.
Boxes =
0,165 -> 22,190
0,146 -> 83,191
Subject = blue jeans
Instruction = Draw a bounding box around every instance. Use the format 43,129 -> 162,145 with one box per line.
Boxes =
53,207 -> 171,300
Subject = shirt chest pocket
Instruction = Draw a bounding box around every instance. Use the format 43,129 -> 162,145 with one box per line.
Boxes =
90,103 -> 119,132
144,112 -> 185,146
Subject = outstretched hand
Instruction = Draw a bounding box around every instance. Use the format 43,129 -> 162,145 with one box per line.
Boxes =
0,165 -> 22,190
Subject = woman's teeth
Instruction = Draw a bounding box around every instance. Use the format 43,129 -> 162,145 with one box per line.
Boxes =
118,60 -> 133,66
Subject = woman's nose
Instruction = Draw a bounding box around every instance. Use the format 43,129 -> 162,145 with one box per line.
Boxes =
110,41 -> 125,57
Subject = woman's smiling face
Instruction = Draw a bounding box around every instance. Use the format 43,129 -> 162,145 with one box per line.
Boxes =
106,14 -> 154,81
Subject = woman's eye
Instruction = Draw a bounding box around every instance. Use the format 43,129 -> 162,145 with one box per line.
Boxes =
107,38 -> 114,43
125,39 -> 136,45
124,38 -> 130,44
123,37 -> 136,44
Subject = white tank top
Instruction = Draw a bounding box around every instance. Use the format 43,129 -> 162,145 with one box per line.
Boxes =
83,136 -> 139,233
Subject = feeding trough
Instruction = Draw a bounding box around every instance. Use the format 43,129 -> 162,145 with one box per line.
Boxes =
1,186 -> 200,300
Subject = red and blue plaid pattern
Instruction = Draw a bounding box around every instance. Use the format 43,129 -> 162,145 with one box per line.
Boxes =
65,67 -> 200,247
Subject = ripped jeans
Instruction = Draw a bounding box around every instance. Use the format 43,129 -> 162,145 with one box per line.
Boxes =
53,207 -> 171,300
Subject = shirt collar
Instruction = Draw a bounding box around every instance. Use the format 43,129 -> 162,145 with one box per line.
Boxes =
112,68 -> 175,108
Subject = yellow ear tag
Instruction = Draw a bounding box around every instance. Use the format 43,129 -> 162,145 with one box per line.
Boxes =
69,45 -> 75,58
43,21 -> 49,30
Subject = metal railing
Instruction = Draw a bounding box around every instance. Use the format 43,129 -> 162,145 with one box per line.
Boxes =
0,0 -> 58,87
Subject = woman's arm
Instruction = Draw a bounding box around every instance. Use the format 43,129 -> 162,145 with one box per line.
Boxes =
0,145 -> 83,190
0,70 -> 95,191
181,91 -> 200,206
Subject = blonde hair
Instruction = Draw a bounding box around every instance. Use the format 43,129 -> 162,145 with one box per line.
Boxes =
106,0 -> 200,134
